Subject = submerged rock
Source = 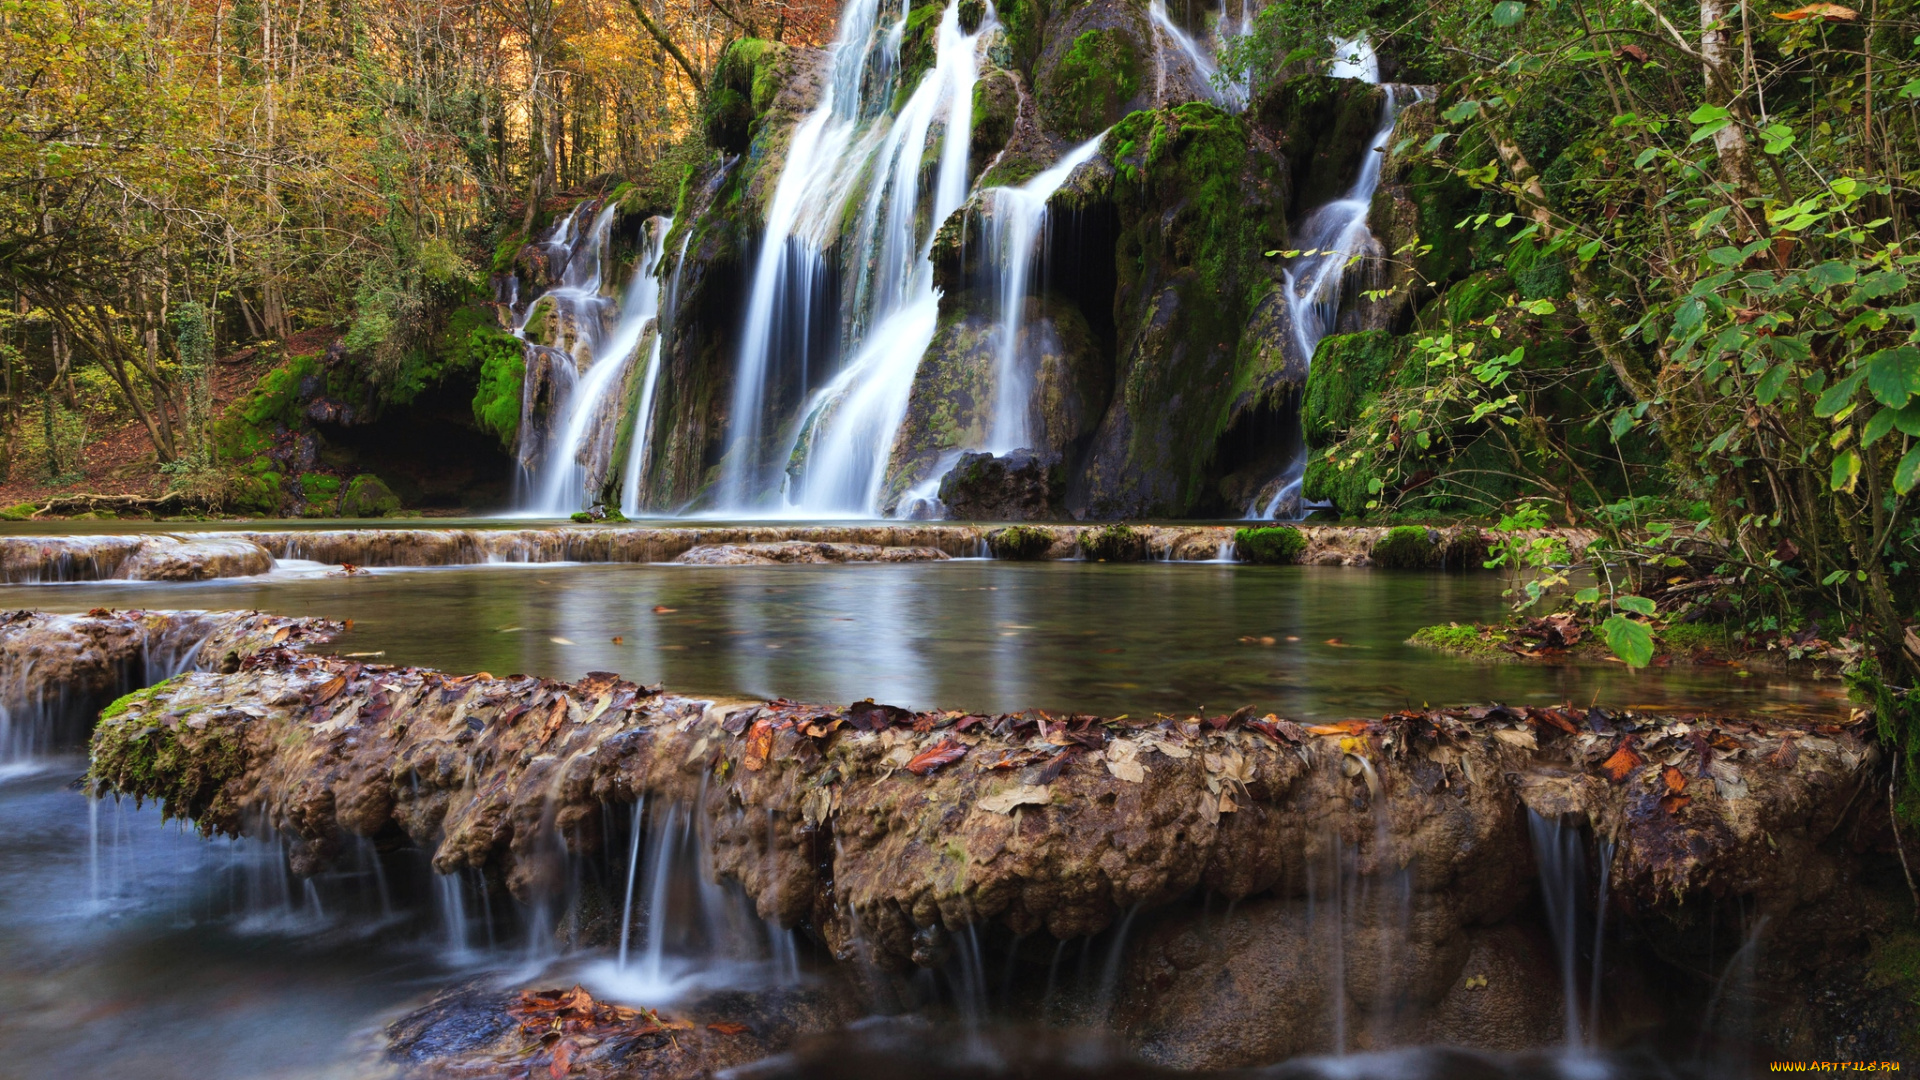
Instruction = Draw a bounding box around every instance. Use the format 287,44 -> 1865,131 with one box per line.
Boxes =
936,450 -> 1064,521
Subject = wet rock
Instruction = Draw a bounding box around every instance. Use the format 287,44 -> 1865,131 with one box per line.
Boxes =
937,450 -> 1063,521
117,536 -> 276,581
675,542 -> 952,565
338,474 -> 402,518
384,976 -> 863,1080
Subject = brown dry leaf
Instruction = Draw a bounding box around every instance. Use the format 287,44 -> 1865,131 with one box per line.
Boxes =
743,718 -> 776,772
1615,43 -> 1649,61
1601,740 -> 1643,782
1767,738 -> 1800,769
1773,1 -> 1856,17
905,738 -> 968,776
1661,793 -> 1692,815
708,1022 -> 750,1035
1307,720 -> 1370,737
1661,766 -> 1687,795
272,626 -> 292,643
549,1039 -> 575,1079
652,605 -> 676,613
978,784 -> 1051,813
314,674 -> 349,704
611,636 -> 624,645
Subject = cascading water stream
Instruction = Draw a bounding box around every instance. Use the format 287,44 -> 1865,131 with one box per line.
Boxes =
1146,0 -> 1250,111
619,232 -> 691,517
980,134 -> 1109,454
714,0 -> 989,516
1247,39 -> 1402,521
520,213 -> 674,516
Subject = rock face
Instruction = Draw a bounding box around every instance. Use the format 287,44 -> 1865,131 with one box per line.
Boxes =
936,450 -> 1064,520
88,642 -> 1889,1063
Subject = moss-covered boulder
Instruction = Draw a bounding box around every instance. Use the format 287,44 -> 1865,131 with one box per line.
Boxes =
1032,1 -> 1152,141
1081,522 -> 1147,561
1303,330 -> 1397,444
986,524 -> 1059,559
1234,525 -> 1306,564
704,38 -> 789,155
1370,525 -> 1441,568
339,474 -> 402,518
1254,74 -> 1389,217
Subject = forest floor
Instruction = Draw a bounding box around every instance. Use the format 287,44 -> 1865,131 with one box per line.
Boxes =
0,328 -> 334,509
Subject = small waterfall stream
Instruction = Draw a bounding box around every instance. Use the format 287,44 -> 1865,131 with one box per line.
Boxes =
1146,0 -> 1251,111
1248,39 -> 1402,521
980,134 -> 1110,454
518,213 -> 675,516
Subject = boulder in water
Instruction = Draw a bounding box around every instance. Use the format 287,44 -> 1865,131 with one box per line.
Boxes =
937,450 -> 1063,521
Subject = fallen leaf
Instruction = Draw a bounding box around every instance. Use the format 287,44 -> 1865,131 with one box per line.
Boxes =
1493,728 -> 1538,750
314,674 -> 349,704
1463,974 -> 1489,990
1601,738 -> 1643,782
1766,738 -> 1800,769
1106,757 -> 1147,782
978,784 -> 1052,813
652,605 -> 676,613
1307,721 -> 1369,736
708,1022 -> 750,1035
272,626 -> 291,643
611,636 -> 624,644
549,1039 -> 576,1078
550,636 -> 575,645
1662,766 -> 1687,795
1773,1 -> 1856,17
743,718 -> 776,771
1661,793 -> 1691,815
905,738 -> 967,776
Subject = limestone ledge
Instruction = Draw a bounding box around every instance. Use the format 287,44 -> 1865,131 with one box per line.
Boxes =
88,631 -> 1872,981
0,523 -> 1594,580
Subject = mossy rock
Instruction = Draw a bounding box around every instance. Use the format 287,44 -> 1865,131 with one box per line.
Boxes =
1443,270 -> 1515,326
470,325 -> 526,450
1371,525 -> 1441,569
340,474 -> 401,518
987,525 -> 1055,560
971,68 -> 1020,178
1303,330 -> 1397,445
90,680 -> 251,835
1038,27 -> 1144,140
1256,74 -> 1388,215
0,502 -> 36,521
298,472 -> 343,518
1234,525 -> 1306,564
1409,623 -> 1510,657
1302,449 -> 1376,519
1506,237 -> 1571,301
704,38 -> 783,154
1081,523 -> 1147,561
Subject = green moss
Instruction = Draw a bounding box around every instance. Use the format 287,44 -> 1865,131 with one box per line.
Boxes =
1409,623 -> 1509,656
297,472 -> 341,517
340,474 -> 401,518
1506,237 -> 1571,301
1303,447 -> 1378,519
1081,523 -> 1147,562
89,686 -> 252,835
491,232 -> 526,275
1040,28 -> 1143,140
0,502 -> 35,520
987,525 -> 1054,560
1234,525 -> 1307,564
1303,331 -> 1397,444
469,325 -> 526,449
1659,621 -> 1732,653
1444,270 -> 1515,325
706,37 -> 782,152
1371,525 -> 1440,569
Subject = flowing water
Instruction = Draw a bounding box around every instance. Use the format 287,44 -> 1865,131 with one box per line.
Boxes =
516,211 -> 676,516
1247,40 -> 1402,521
715,0 -> 987,516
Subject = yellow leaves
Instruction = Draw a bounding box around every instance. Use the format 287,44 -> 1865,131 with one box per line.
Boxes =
1772,2 -> 1856,17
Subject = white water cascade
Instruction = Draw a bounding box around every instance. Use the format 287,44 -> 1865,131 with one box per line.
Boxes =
619,232 -> 692,517
713,0 -> 989,516
1146,0 -> 1254,111
1248,38 -> 1402,521
517,211 -> 674,516
980,134 -> 1109,454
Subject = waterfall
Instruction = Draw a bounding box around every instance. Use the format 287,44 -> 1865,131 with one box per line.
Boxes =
1526,810 -> 1614,1050
980,134 -> 1109,454
518,212 -> 675,516
1247,38 -> 1401,522
714,0 -> 989,516
1147,0 -> 1251,111
619,232 -> 691,517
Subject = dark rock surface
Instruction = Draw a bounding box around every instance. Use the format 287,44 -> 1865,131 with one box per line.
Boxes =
936,450 -> 1063,521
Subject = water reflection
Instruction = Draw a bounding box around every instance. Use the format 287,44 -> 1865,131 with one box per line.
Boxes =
0,562 -> 1846,720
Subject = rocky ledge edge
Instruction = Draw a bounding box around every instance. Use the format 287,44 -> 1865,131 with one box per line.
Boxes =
81,613 -> 1896,1072
1,523 -> 1584,582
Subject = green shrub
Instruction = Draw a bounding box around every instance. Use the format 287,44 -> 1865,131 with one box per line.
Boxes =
1234,525 -> 1307,564
1081,523 -> 1147,562
1371,525 -> 1440,569
987,525 -> 1055,560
